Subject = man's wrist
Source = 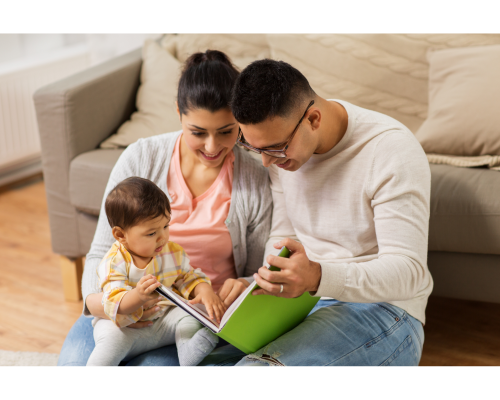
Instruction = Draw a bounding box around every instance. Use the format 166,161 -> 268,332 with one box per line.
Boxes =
308,261 -> 322,293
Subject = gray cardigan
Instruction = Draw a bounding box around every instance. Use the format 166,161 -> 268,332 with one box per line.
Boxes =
82,131 -> 273,315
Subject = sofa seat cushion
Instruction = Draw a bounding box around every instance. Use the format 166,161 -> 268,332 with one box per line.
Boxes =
69,149 -> 124,216
429,164 -> 500,255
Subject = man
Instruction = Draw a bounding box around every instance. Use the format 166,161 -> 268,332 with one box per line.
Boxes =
203,59 -> 433,366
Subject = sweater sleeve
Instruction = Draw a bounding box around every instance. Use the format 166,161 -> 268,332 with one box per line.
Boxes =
262,164 -> 300,267
241,157 -> 274,280
172,249 -> 211,299
81,141 -> 145,316
315,131 -> 432,302
99,248 -> 143,328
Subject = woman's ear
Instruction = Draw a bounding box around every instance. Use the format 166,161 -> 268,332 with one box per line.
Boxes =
112,226 -> 127,245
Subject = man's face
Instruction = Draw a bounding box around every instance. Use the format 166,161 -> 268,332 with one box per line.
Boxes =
239,114 -> 315,172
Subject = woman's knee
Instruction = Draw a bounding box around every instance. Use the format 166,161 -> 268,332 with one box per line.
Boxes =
57,315 -> 95,366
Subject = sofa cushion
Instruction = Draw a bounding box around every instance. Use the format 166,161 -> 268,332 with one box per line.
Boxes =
267,34 -> 500,134
429,164 -> 500,255
99,39 -> 181,149
69,149 -> 124,216
415,45 -> 500,164
161,34 -> 271,70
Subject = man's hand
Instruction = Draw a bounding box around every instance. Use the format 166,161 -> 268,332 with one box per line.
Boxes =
190,283 -> 227,324
252,238 -> 322,298
217,278 -> 250,307
136,274 -> 161,303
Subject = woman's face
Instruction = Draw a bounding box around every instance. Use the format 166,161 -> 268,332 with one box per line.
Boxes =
179,107 -> 239,168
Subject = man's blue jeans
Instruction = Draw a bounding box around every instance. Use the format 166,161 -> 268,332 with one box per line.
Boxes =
57,300 -> 424,366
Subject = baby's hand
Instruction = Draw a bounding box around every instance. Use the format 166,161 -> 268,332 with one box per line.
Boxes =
189,283 -> 227,324
136,274 -> 161,303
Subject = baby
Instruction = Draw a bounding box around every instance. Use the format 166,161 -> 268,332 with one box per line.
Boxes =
86,176 -> 226,366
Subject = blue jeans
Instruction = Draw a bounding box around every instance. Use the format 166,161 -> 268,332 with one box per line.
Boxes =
58,300 -> 424,366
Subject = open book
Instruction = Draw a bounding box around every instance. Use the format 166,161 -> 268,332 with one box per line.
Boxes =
155,247 -> 320,354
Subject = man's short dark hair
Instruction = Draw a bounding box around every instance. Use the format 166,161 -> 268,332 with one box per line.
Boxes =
105,177 -> 171,230
231,59 -> 315,125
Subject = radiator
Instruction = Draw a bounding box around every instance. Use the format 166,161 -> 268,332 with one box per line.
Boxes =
0,47 -> 90,186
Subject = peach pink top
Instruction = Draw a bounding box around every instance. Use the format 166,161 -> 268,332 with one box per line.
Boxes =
166,136 -> 237,291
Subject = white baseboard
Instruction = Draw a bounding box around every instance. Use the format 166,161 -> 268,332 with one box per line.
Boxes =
0,156 -> 42,187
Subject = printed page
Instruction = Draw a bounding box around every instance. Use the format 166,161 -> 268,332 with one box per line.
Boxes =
156,284 -> 220,332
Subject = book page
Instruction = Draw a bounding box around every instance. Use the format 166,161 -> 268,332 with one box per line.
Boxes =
156,284 -> 220,331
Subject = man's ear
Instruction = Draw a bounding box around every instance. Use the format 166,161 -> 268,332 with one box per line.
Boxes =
308,107 -> 322,132
112,226 -> 127,245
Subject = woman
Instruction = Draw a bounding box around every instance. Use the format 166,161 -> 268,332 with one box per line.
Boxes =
57,50 -> 272,366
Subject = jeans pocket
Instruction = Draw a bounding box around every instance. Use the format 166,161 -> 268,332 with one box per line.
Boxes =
380,335 -> 419,366
375,303 -> 402,320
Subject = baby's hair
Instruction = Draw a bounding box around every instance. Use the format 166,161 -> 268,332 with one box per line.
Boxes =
105,177 -> 171,230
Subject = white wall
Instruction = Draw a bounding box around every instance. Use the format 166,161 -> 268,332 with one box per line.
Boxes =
85,34 -> 161,65
0,34 -> 161,67
0,34 -> 161,186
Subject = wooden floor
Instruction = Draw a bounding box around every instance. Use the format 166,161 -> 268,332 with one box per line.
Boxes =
0,176 -> 82,354
0,177 -> 499,365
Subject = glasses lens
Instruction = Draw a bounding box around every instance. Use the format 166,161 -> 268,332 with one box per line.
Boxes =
247,147 -> 262,155
262,150 -> 286,158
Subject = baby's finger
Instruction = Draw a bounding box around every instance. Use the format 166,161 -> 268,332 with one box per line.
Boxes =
206,303 -> 215,322
211,304 -> 221,323
146,281 -> 161,293
140,277 -> 155,288
140,274 -> 154,283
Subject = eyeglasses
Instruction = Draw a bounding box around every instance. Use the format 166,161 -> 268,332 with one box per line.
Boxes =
236,100 -> 315,158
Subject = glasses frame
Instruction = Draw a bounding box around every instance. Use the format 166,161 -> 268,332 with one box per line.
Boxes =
237,100 -> 315,158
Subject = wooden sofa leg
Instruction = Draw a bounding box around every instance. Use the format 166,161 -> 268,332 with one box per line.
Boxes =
60,256 -> 83,302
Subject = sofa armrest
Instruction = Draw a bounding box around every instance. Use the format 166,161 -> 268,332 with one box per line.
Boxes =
33,48 -> 142,258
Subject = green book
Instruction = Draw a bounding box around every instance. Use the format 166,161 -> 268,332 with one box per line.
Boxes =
156,246 -> 320,354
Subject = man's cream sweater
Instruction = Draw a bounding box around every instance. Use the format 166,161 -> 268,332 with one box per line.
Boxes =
265,100 -> 433,324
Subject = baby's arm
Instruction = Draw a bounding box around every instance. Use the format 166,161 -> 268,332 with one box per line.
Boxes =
99,251 -> 144,327
118,274 -> 161,315
172,249 -> 211,298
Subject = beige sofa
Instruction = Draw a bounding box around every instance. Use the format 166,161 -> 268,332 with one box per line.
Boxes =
34,34 -> 500,304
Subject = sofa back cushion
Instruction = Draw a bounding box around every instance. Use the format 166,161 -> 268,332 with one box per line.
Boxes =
102,34 -> 500,149
161,34 -> 271,70
415,45 -> 500,159
267,34 -> 500,133
100,39 -> 181,149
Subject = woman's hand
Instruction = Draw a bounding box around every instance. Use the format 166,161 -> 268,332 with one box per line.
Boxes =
216,278 -> 250,307
190,283 -> 227,324
128,298 -> 163,329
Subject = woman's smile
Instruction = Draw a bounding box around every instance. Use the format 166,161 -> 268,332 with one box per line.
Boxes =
199,149 -> 224,161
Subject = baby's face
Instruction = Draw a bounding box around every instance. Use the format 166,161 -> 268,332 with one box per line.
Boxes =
123,212 -> 171,259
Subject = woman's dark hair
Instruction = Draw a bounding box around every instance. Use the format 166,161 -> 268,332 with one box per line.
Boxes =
105,177 -> 171,230
177,50 -> 240,116
231,59 -> 315,125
